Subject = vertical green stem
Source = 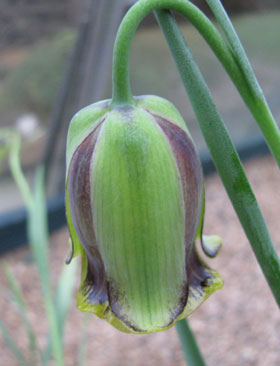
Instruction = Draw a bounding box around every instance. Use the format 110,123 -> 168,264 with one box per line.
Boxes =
29,168 -> 64,366
176,319 -> 206,366
4,131 -> 64,364
154,9 -> 280,306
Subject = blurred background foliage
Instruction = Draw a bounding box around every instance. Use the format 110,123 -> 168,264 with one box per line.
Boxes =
0,31 -> 75,120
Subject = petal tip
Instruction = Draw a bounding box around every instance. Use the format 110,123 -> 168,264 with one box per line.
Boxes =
202,235 -> 223,258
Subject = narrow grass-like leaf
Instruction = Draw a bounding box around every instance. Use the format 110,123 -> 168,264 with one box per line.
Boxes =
8,132 -> 33,210
77,314 -> 90,366
2,263 -> 42,365
0,129 -> 33,208
0,130 -> 10,173
176,319 -> 205,366
205,0 -> 280,166
42,336 -> 52,366
7,132 -> 63,364
0,319 -> 28,366
205,0 -> 267,100
28,167 -> 64,366
56,258 -> 78,335
28,167 -> 50,294
155,9 -> 280,306
3,129 -> 64,363
42,259 -> 77,365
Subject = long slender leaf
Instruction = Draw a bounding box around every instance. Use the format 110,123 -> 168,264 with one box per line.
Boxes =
0,319 -> 28,366
2,263 -> 42,365
28,167 -> 64,366
205,0 -> 280,166
155,9 -> 280,306
4,134 -> 63,366
77,314 -> 90,366
205,0 -> 267,100
176,319 -> 205,366
3,129 -> 66,363
6,130 -> 64,364
43,259 -> 78,365
56,258 -> 78,335
0,130 -> 10,173
28,167 -> 50,294
8,131 -> 33,210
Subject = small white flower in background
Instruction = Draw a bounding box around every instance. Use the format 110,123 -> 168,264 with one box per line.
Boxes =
15,113 -> 39,138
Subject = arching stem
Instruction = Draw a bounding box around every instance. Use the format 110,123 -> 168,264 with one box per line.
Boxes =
111,0 -> 249,108
111,0 -> 280,166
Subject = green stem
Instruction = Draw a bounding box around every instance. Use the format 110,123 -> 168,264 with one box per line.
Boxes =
8,132 -> 33,210
176,319 -> 205,366
2,132 -> 63,364
205,0 -> 280,166
112,0 -> 280,165
154,9 -> 280,306
111,0 -> 249,108
28,168 -> 64,366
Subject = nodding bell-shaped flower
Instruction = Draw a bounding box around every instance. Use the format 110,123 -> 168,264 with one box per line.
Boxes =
65,95 -> 223,334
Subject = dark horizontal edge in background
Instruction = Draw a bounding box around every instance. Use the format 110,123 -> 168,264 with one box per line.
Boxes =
0,194 -> 65,255
0,134 -> 270,255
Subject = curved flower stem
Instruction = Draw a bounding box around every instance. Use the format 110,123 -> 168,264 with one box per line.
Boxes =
6,131 -> 33,210
111,0 -> 249,108
205,0 -> 280,166
176,319 -> 206,366
154,9 -> 280,306
112,0 -> 280,166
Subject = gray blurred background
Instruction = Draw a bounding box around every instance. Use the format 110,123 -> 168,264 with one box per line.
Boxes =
0,0 -> 279,211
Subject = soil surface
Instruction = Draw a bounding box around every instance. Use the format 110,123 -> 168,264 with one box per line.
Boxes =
0,154 -> 279,366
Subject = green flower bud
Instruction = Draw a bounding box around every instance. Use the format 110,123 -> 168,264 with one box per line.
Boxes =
65,95 -> 223,334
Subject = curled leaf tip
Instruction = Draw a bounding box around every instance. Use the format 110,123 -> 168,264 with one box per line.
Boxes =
65,238 -> 74,265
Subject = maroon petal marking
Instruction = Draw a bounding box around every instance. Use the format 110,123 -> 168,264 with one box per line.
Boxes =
154,115 -> 214,295
187,248 -> 213,293
154,115 -> 204,261
151,114 -> 204,317
67,119 -> 108,304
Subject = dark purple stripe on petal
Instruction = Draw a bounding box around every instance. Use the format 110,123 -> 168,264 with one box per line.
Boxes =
68,120 -> 108,305
154,115 -> 203,262
187,247 -> 213,293
152,113 -> 204,325
154,115 -> 215,299
167,281 -> 189,326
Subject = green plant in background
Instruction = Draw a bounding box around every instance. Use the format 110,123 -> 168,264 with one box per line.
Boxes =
66,0 -> 279,364
0,30 -> 75,120
0,130 -> 84,366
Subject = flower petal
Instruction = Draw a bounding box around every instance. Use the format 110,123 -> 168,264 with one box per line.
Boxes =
90,106 -> 188,332
67,121 -> 108,305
